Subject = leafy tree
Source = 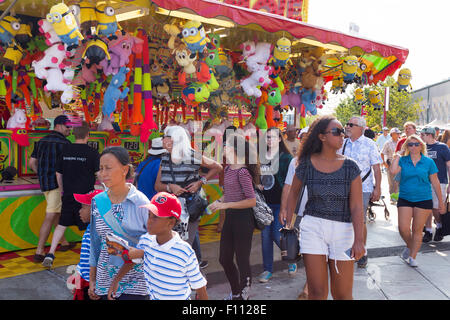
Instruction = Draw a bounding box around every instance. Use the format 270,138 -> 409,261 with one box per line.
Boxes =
334,76 -> 423,131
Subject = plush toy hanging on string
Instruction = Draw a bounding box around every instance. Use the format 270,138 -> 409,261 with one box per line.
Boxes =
47,2 -> 84,50
70,1 -> 98,37
368,90 -> 383,110
100,34 -> 143,76
396,68 -> 412,92
269,37 -> 293,69
342,55 -> 359,84
354,88 -> 365,106
0,16 -> 21,47
95,3 -> 122,40
180,20 -> 210,59
102,67 -> 130,119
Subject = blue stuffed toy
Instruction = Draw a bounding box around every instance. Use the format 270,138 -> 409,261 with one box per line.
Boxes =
300,88 -> 317,116
102,66 -> 130,119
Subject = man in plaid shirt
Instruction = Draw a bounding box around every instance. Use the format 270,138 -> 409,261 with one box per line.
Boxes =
29,115 -> 72,263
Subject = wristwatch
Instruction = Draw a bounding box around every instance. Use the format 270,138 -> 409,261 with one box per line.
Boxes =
200,176 -> 207,185
166,183 -> 172,193
121,249 -> 132,264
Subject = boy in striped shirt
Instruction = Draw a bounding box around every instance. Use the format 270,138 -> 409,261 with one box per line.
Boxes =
109,192 -> 208,300
72,190 -> 104,300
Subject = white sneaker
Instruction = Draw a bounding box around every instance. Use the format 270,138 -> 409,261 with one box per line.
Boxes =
400,247 -> 410,261
408,257 -> 418,268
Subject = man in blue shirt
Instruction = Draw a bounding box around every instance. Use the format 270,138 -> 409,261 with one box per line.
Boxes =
420,127 -> 450,242
134,137 -> 166,200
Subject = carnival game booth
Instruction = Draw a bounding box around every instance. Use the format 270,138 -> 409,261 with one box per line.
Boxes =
0,0 -> 408,253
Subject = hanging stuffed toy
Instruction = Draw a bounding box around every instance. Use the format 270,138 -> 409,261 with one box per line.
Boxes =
300,88 -> 318,116
100,34 -> 143,76
15,23 -> 33,48
102,66 -> 130,119
269,37 -> 292,69
173,43 -> 210,86
244,42 -> 272,73
95,3 -> 121,40
354,87 -> 365,106
38,19 -> 61,46
0,40 -> 24,70
0,16 -> 21,47
330,77 -> 345,94
341,55 -> 359,84
71,1 -> 98,37
11,128 -> 30,147
180,20 -> 210,59
82,37 -> 110,68
47,3 -> 84,50
182,82 -> 210,106
396,68 -> 412,91
368,90 -> 383,110
240,65 -> 272,98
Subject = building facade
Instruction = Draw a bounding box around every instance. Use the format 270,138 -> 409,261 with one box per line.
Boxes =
412,79 -> 450,125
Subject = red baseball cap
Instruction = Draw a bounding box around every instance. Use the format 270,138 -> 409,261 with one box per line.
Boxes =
140,192 -> 182,220
73,190 -> 104,205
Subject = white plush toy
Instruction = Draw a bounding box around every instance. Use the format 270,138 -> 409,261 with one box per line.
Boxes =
38,19 -> 61,46
240,65 -> 272,98
98,113 -> 115,131
7,108 -> 27,129
246,42 -> 272,72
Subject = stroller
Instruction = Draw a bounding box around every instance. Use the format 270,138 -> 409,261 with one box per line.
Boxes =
367,195 -> 390,221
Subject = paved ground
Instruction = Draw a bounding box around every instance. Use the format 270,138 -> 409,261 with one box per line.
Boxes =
0,172 -> 449,300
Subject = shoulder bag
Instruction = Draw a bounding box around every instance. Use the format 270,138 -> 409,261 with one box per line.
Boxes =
168,159 -> 208,222
237,167 -> 273,230
342,139 -> 372,182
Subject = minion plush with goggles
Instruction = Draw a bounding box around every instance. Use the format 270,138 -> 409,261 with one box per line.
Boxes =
0,16 -> 21,47
368,90 -> 383,110
95,3 -> 121,39
354,87 -> 365,106
396,68 -> 412,91
180,20 -> 210,58
342,55 -> 359,83
269,37 -> 293,69
47,3 -> 84,50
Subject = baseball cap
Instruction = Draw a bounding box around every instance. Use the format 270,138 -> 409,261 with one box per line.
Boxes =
140,192 -> 182,219
54,115 -> 70,126
421,127 -> 435,135
74,190 -> 104,205
390,127 -> 401,134
382,127 -> 389,131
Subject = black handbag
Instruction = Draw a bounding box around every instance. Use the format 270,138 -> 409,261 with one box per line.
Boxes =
279,226 -> 301,263
442,196 -> 450,237
168,159 -> 208,222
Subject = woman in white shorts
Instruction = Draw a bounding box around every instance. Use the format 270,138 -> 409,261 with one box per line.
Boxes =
286,116 -> 365,300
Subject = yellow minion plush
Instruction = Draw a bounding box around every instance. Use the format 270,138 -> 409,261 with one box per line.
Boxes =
269,37 -> 292,68
397,68 -> 412,91
342,55 -> 358,83
354,88 -> 365,105
181,20 -> 210,57
47,3 -> 84,50
0,16 -> 21,46
71,1 -> 98,36
368,90 -> 383,110
95,3 -> 121,39
0,40 -> 24,68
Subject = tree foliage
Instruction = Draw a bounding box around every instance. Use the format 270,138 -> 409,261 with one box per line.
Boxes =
334,76 -> 423,131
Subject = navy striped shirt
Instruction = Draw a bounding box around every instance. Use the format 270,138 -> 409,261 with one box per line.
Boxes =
77,226 -> 91,281
137,232 -> 207,300
30,131 -> 71,191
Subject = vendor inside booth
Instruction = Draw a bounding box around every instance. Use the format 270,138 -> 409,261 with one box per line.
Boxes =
0,0 -> 408,263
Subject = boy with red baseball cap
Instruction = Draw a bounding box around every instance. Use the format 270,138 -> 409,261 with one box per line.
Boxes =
107,192 -> 208,300
70,189 -> 104,300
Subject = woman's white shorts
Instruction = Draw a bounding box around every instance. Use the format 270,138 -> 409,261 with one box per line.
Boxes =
299,214 -> 355,261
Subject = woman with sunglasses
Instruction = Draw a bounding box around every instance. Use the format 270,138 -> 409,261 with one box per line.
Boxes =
390,135 -> 445,267
286,116 -> 365,300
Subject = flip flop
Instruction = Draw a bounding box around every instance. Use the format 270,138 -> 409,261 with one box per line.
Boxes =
57,242 -> 77,252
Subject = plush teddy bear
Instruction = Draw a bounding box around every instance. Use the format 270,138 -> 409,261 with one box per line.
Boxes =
6,108 -> 27,129
102,66 -> 130,118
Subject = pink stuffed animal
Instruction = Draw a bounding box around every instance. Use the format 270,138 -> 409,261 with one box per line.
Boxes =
100,34 -> 143,76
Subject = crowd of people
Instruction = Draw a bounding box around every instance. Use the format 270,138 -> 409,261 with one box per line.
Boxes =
28,113 -> 449,300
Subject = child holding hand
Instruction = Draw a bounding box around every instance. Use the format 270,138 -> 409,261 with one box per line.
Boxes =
107,192 -> 208,300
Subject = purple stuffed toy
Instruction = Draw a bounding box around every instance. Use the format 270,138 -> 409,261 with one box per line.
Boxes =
100,34 -> 143,76
281,91 -> 302,113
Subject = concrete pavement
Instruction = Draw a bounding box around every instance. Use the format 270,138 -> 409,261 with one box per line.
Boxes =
0,173 -> 449,300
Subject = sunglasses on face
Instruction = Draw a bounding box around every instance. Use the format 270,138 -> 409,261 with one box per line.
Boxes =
407,142 -> 421,147
346,123 -> 360,128
324,127 -> 345,136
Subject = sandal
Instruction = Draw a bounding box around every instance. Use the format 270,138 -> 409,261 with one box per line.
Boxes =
32,254 -> 45,263
57,242 -> 77,252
